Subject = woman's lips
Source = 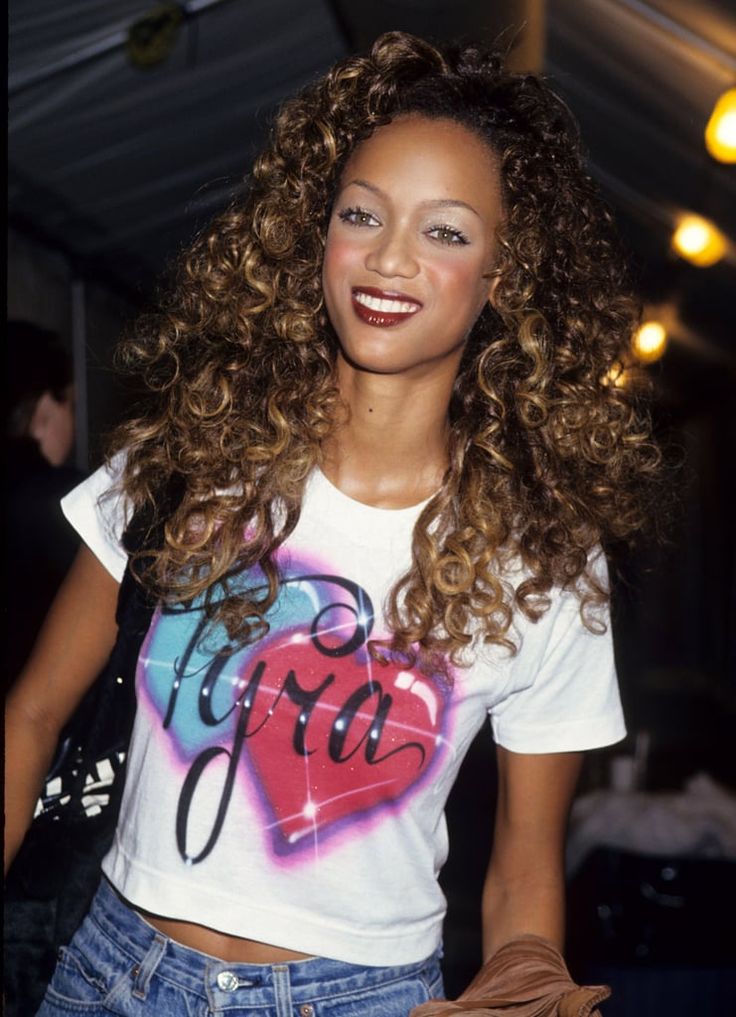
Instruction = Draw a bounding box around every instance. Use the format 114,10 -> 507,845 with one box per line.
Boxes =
351,287 -> 422,328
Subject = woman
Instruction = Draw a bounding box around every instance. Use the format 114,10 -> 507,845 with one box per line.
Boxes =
5,31 -> 659,1017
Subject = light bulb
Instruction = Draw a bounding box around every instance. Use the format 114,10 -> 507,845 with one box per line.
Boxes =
672,215 -> 728,267
705,89 -> 736,163
632,321 -> 667,363
603,361 -> 628,388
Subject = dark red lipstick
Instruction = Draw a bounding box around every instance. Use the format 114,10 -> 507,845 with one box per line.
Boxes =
351,287 -> 422,328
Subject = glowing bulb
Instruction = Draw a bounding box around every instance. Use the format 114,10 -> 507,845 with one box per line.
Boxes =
632,321 -> 667,363
603,361 -> 627,388
672,215 -> 728,267
705,88 -> 736,163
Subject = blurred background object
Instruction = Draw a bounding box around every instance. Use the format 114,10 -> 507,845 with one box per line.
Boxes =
8,1 -> 736,1013
4,321 -> 85,688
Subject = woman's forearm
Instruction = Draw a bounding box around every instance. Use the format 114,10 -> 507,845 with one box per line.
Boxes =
4,546 -> 121,875
4,697 -> 58,874
481,864 -> 566,959
481,748 -> 583,960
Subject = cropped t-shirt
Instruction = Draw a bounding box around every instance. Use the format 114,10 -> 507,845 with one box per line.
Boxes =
61,459 -> 625,966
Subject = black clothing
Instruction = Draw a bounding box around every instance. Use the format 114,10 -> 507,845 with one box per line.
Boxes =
4,437 -> 85,688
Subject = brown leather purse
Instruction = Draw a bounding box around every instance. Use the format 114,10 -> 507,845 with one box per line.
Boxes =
410,935 -> 611,1017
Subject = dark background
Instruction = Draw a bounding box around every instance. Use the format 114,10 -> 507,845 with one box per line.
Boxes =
8,1 -> 736,1012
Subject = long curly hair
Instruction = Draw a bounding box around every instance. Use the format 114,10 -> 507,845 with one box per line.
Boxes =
111,31 -> 661,667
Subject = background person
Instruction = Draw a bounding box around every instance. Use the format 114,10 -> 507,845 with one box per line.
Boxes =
4,321 -> 89,1015
4,320 -> 82,687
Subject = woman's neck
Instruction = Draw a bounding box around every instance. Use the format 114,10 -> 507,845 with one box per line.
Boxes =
321,357 -> 454,509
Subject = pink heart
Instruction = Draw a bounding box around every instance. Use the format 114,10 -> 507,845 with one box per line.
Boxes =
239,629 -> 448,853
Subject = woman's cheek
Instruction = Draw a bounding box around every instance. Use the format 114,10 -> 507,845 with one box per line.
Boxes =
430,253 -> 489,309
322,235 -> 356,334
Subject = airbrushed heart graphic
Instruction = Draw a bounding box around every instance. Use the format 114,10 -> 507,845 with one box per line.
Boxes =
238,629 -> 448,853
140,565 -> 452,863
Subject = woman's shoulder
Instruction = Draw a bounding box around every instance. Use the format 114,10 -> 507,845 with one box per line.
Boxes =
471,545 -> 611,664
60,450 -> 131,582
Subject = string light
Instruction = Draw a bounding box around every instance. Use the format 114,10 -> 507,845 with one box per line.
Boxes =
672,215 -> 728,267
705,88 -> 736,163
632,321 -> 667,363
603,360 -> 628,388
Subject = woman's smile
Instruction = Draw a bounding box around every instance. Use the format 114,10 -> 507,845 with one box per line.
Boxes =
322,115 -> 503,379
352,286 -> 423,327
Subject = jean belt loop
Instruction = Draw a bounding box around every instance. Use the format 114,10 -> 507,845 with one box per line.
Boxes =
132,933 -> 167,1000
272,963 -> 294,1017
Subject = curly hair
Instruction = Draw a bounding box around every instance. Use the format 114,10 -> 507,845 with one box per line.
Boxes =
110,31 -> 661,667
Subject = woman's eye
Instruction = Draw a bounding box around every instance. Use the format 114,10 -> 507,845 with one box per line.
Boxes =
427,225 -> 469,245
337,207 -> 379,227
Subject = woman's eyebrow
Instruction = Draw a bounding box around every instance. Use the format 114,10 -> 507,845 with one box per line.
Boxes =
420,197 -> 481,218
340,178 -> 481,218
340,177 -> 384,198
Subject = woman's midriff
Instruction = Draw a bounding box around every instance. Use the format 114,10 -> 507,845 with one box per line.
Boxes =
139,911 -> 314,963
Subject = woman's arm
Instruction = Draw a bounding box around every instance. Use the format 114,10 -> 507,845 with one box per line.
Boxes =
4,545 -> 121,874
481,746 -> 583,958
411,747 -> 604,1016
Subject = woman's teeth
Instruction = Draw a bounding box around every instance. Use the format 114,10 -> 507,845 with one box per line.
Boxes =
353,292 -> 420,314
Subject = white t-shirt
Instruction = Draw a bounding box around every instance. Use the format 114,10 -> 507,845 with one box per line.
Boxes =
61,460 -> 625,966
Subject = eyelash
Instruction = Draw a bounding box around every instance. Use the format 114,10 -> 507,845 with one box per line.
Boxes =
338,206 -> 378,227
337,206 -> 469,246
427,224 -> 469,246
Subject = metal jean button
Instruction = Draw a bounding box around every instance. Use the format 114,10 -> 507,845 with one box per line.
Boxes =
299,1005 -> 315,1017
217,970 -> 240,992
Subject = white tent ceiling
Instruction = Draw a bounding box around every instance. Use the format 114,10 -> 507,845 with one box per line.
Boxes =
8,0 -> 347,291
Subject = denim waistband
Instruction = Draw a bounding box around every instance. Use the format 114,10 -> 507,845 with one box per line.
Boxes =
83,878 -> 441,1009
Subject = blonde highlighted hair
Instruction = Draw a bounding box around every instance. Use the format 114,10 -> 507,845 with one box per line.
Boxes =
111,31 -> 661,667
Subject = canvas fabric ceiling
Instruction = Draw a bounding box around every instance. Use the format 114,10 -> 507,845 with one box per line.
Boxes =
8,0 -> 736,363
9,0 -> 348,289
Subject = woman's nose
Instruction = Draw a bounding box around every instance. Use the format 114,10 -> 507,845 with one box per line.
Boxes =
364,227 -> 419,279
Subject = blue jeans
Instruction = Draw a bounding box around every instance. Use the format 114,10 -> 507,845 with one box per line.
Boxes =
36,879 -> 445,1016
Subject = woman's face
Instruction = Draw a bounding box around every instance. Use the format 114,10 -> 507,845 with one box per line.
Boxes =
322,115 -> 502,381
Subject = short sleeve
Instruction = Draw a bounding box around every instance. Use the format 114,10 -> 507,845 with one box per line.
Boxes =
60,452 -> 129,582
489,561 -> 626,754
